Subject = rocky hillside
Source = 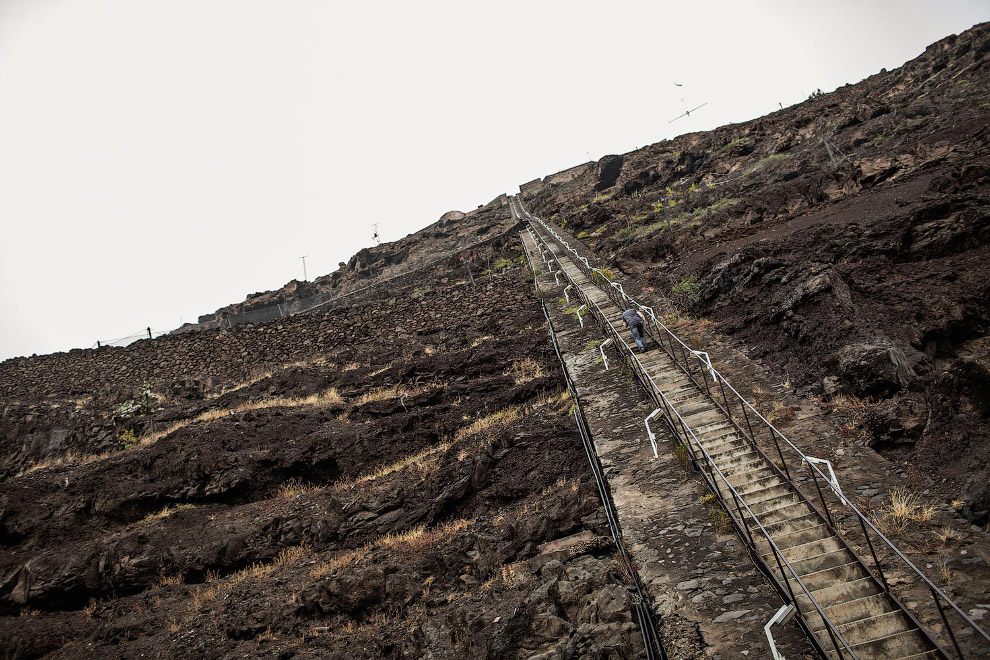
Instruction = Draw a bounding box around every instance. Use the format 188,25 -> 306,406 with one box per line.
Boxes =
524,23 -> 990,522
0,235 -> 650,658
2,21 -> 989,660
181,196 -> 514,331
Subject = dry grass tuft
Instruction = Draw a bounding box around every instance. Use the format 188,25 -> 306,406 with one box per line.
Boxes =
454,407 -> 523,443
276,479 -> 320,499
310,548 -> 367,579
508,358 -> 546,385
872,488 -> 937,536
154,574 -> 183,589
931,525 -> 959,544
342,362 -> 362,371
310,519 -> 472,580
342,441 -> 452,487
141,503 -> 195,523
16,449 -> 116,476
470,335 -> 494,348
766,402 -> 797,426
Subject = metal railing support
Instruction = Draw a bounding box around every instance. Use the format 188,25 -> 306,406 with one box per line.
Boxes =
518,196 -> 989,657
765,604 -> 797,660
575,304 -> 587,329
644,408 -> 663,458
599,338 -> 614,370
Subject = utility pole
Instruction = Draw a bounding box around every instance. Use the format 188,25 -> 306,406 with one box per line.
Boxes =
300,255 -> 308,282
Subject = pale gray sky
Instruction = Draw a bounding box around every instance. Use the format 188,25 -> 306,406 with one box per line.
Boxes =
1,0 -> 986,360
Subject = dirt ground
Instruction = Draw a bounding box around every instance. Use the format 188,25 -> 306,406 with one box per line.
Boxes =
0,261 -> 647,659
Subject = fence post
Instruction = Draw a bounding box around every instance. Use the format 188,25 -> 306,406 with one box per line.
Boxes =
464,261 -> 475,287
96,341 -> 101,349
147,327 -> 152,339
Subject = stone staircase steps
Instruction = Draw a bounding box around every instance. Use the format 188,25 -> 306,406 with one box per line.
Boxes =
523,215 -> 945,660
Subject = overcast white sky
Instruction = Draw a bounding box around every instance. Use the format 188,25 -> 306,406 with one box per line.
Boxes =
0,1 -> 986,360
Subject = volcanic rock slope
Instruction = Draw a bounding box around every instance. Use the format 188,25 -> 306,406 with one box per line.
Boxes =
525,23 -> 990,522
0,203 -> 648,658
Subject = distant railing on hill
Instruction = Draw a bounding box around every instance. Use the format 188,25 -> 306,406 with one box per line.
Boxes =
91,328 -> 170,350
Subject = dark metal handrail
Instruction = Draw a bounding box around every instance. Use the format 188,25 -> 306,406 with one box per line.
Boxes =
528,239 -> 666,660
517,196 -> 989,658
522,219 -> 862,660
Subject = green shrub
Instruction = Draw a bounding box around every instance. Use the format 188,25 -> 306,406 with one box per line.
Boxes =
671,274 -> 700,306
718,136 -> 751,152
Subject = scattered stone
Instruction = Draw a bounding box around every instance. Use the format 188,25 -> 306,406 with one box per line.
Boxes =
712,609 -> 752,623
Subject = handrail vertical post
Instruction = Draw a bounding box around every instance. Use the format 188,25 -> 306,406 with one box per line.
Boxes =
858,515 -> 890,592
769,427 -> 792,480
738,394 -> 757,443
931,586 -> 964,659
807,460 -> 836,528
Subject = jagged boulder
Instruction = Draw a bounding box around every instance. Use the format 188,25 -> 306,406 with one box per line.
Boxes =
837,343 -> 914,396
595,155 -> 623,192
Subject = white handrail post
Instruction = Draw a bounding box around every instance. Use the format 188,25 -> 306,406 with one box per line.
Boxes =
599,338 -> 613,370
764,604 -> 796,660
802,457 -> 848,506
563,285 -> 573,303
644,408 -> 663,458
553,271 -> 561,286
575,304 -> 587,329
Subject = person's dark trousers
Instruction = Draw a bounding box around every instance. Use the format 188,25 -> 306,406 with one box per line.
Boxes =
629,323 -> 647,351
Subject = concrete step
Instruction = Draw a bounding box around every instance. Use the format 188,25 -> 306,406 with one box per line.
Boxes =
744,499 -> 814,527
890,651 -> 941,660
788,560 -> 871,594
696,428 -> 739,446
745,491 -> 805,519
708,438 -> 752,461
795,576 -> 881,613
806,593 -> 897,632
712,449 -> 764,473
681,410 -> 726,429
756,523 -> 831,555
679,399 -> 716,416
767,533 -> 844,568
826,610 -> 916,648
763,511 -> 822,539
823,628 -> 931,660
730,473 -> 788,499
667,386 -> 704,403
693,418 -> 734,435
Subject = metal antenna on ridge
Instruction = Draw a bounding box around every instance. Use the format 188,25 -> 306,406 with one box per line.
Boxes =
300,255 -> 308,282
669,101 -> 708,124
372,223 -> 380,245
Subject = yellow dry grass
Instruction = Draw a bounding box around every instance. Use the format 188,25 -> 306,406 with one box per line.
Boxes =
470,335 -> 494,348
873,488 -> 937,536
16,448 -> 117,476
139,387 -> 343,449
310,519 -> 472,579
341,441 -> 451,488
454,407 -> 523,443
140,503 -> 195,524
207,369 -> 274,400
508,358 -> 546,385
276,478 -> 320,499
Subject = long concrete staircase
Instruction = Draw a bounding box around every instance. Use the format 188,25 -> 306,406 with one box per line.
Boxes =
513,196 -> 973,660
